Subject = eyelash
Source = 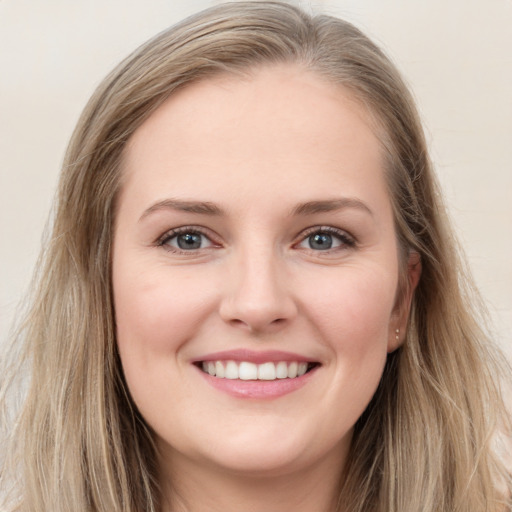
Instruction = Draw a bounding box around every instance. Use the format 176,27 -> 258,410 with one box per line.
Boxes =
156,225 -> 356,255
156,227 -> 218,255
297,226 -> 356,252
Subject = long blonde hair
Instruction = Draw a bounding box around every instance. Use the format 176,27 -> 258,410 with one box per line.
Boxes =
1,2 -> 510,511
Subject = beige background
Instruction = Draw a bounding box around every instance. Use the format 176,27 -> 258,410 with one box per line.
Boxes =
1,0 -> 511,358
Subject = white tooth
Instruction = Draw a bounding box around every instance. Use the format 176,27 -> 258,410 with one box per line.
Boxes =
288,362 -> 298,378
225,361 -> 239,379
258,362 -> 276,380
207,361 -> 216,376
276,361 -> 288,379
202,362 -> 208,373
215,361 -> 225,378
297,362 -> 308,376
239,362 -> 258,380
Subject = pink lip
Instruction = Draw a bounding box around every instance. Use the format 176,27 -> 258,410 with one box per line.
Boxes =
192,349 -> 314,364
195,364 -> 319,399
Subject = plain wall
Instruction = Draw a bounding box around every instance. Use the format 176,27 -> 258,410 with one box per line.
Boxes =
1,0 -> 511,358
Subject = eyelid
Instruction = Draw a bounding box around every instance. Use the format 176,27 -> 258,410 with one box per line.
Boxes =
294,225 -> 356,251
156,225 -> 221,253
154,224 -> 356,255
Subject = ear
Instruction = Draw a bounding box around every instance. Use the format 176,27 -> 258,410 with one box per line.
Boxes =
387,250 -> 421,353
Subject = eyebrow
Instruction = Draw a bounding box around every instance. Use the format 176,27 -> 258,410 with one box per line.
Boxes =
290,198 -> 373,217
139,196 -> 373,222
139,199 -> 225,221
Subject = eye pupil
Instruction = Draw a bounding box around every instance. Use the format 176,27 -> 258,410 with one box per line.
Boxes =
309,233 -> 332,250
177,233 -> 202,249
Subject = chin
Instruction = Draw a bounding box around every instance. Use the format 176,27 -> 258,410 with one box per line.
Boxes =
161,419 -> 351,479
202,444 -> 313,477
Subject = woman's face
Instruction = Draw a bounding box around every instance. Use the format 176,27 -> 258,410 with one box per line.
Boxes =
113,66 -> 416,479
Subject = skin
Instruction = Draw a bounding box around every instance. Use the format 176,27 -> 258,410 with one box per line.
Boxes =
112,65 -> 420,512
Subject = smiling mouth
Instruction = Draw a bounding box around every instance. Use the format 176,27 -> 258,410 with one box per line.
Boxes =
197,360 -> 319,381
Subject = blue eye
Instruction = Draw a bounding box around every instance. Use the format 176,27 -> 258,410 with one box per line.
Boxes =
159,230 -> 213,251
174,232 -> 204,250
298,228 -> 354,251
308,232 -> 335,250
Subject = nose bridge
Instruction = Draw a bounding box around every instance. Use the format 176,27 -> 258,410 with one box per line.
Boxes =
219,240 -> 296,332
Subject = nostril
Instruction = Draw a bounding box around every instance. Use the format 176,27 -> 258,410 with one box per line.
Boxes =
231,316 -> 289,334
218,266 -> 298,329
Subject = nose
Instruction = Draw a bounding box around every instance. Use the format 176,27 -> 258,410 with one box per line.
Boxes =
219,247 -> 298,334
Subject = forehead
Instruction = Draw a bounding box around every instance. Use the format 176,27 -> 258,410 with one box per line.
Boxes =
120,64 -> 389,214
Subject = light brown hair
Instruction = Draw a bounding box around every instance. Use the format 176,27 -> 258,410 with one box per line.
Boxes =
1,2 -> 510,511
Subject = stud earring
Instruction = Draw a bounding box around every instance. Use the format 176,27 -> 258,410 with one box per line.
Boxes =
395,328 -> 400,341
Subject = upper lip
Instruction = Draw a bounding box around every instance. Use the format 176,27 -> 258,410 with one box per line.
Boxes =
192,349 -> 317,365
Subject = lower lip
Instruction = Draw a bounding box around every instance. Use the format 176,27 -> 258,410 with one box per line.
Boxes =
195,365 -> 318,399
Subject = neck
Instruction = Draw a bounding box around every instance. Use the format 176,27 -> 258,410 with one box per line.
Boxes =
158,446 -> 348,512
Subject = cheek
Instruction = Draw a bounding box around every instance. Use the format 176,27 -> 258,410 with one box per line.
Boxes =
284,266 -> 397,450
299,265 -> 397,356
319,269 -> 397,418
112,264 -> 217,401
112,263 -> 215,418
115,281 -> 177,354
114,265 -> 206,350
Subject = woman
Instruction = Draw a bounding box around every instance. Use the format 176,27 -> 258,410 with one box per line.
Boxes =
1,2 -> 510,511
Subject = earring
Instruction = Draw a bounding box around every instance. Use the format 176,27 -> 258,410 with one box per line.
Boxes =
395,328 -> 400,341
